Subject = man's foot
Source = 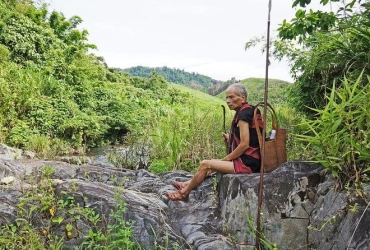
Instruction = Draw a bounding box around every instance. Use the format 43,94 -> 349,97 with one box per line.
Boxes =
165,190 -> 189,201
172,181 -> 187,190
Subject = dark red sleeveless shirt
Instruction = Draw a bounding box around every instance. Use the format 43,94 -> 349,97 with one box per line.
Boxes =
229,102 -> 263,173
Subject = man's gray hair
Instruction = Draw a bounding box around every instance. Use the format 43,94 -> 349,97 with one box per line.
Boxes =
228,83 -> 248,97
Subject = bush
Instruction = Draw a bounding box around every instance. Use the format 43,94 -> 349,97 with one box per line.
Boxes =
24,133 -> 50,158
0,44 -> 10,63
8,120 -> 33,148
296,73 -> 370,187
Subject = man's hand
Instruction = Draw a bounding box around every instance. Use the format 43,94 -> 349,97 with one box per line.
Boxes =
222,132 -> 229,143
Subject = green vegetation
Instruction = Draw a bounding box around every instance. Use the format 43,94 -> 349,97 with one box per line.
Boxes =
122,65 -> 215,91
245,0 -> 370,187
0,0 -> 128,151
216,78 -> 291,107
0,0 -> 223,164
271,0 -> 370,187
296,74 -> 370,188
1,0 -> 370,247
106,83 -> 230,172
0,165 -> 136,250
276,0 -> 370,116
147,84 -> 227,172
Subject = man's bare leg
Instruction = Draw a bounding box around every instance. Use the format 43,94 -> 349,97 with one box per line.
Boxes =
172,180 -> 189,190
173,168 -> 216,190
166,159 -> 234,201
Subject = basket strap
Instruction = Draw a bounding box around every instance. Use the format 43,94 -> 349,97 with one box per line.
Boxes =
253,107 -> 264,149
255,102 -> 279,130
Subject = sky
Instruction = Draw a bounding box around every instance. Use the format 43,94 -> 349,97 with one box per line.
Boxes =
47,0 -> 335,82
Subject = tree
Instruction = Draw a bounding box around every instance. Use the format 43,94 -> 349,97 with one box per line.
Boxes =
270,0 -> 370,186
274,0 -> 370,114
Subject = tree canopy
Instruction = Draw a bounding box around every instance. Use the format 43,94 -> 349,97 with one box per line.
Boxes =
271,0 -> 370,186
275,0 -> 370,115
122,65 -> 216,91
0,0 -> 192,153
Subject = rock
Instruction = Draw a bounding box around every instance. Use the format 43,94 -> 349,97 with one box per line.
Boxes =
219,161 -> 324,249
0,144 -> 23,160
0,176 -> 15,185
0,147 -> 369,250
307,187 -> 370,250
53,179 -> 187,249
22,150 -> 36,159
0,159 -> 34,178
59,156 -> 82,165
0,190 -> 22,227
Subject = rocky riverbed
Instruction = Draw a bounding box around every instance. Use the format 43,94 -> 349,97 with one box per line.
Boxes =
0,144 -> 369,249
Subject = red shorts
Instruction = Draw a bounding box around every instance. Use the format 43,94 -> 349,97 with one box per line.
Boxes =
233,157 -> 253,174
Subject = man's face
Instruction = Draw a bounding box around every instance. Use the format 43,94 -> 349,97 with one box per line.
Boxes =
225,87 -> 245,110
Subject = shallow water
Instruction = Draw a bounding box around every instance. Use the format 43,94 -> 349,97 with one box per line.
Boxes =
86,145 -> 149,169
86,146 -> 123,167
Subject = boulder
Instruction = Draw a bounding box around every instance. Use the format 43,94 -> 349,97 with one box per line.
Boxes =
0,144 -> 23,160
0,158 -> 228,249
219,161 -> 325,248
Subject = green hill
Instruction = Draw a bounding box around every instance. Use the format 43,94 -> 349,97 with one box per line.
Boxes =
172,83 -> 224,105
216,78 -> 292,107
121,66 -> 217,90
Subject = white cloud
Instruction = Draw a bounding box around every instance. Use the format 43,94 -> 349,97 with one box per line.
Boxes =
158,6 -> 179,14
189,4 -> 208,15
91,22 -> 133,35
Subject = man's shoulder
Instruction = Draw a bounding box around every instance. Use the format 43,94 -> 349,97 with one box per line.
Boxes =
238,107 -> 254,121
240,106 -> 254,114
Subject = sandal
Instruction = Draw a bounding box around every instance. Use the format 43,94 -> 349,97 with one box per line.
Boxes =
165,190 -> 189,201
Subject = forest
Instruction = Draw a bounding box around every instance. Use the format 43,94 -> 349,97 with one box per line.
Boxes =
0,0 -> 369,248
122,65 -> 216,91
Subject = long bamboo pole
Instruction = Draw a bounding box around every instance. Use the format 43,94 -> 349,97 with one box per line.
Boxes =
221,105 -> 229,154
256,0 -> 272,249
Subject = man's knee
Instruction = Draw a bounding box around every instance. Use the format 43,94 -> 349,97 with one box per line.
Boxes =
199,160 -> 211,171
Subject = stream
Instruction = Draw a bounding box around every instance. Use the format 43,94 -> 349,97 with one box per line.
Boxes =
86,145 -> 149,169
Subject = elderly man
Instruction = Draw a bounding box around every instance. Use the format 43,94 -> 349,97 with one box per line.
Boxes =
166,83 -> 263,201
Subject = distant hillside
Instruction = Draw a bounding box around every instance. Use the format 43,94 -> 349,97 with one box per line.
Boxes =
121,66 -> 217,90
216,78 -> 292,107
122,67 -> 291,104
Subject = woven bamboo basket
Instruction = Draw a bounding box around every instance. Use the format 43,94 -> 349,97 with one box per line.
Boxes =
254,102 -> 287,173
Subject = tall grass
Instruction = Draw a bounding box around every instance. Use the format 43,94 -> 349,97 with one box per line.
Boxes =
296,73 -> 370,187
274,105 -> 313,161
24,133 -> 51,158
147,94 -> 227,173
143,83 -> 311,173
0,118 -> 5,143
